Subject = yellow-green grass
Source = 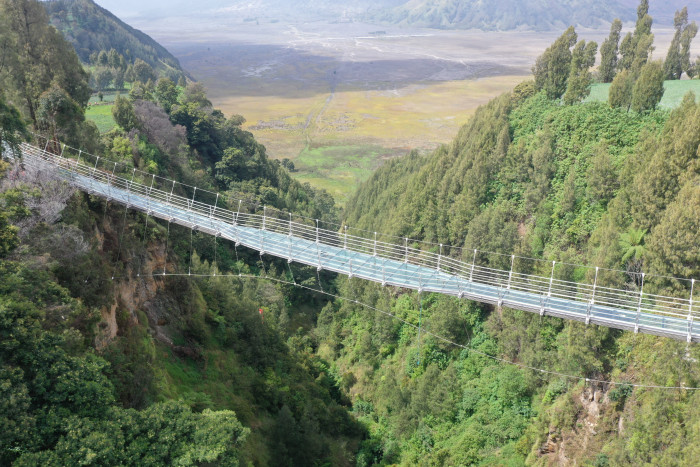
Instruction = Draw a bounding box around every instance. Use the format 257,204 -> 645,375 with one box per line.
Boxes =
212,75 -> 528,202
585,79 -> 700,109
85,102 -> 117,133
293,144 -> 395,203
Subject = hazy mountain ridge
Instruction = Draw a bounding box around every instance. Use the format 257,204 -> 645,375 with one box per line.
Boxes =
366,0 -> 634,31
94,0 -> 700,30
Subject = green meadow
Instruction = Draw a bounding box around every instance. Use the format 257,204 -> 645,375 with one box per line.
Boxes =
586,79 -> 700,108
292,144 -> 395,204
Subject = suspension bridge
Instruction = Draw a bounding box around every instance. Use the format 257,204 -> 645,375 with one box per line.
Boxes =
9,139 -> 700,343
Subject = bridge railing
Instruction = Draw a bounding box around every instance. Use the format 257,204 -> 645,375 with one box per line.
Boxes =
14,139 -> 700,335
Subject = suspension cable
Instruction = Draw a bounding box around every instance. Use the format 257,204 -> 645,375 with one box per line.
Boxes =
106,270 -> 700,391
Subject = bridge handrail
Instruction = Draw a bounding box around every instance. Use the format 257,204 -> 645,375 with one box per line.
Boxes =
14,141 -> 700,329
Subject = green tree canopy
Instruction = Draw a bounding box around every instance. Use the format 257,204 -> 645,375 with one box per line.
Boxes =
132,58 -> 156,84
618,0 -> 654,74
0,0 -> 90,126
631,60 -> 665,113
599,18 -> 622,83
533,26 -> 578,100
36,83 -> 84,142
155,78 -> 179,114
609,69 -> 634,111
663,8 -> 697,80
680,16 -> 699,78
0,93 -> 29,158
14,401 -> 248,466
112,95 -> 138,131
563,40 -> 597,105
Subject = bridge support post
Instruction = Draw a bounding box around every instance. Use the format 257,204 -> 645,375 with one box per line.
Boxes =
146,173 -> 155,214
210,193 -> 219,231
71,150 -> 82,184
317,226 -> 322,272
507,254 -> 514,290
343,225 -> 347,250
168,180 -> 175,202
234,200 -> 242,245
373,232 -> 377,257
234,200 -> 242,226
126,168 -> 135,208
189,187 -> 197,224
437,244 -> 442,272
89,156 -> 100,193
382,259 -> 386,286
106,161 -> 117,200
404,238 -> 408,264
688,279 -> 695,342
469,249 -> 477,289
634,273 -> 645,334
263,206 -> 266,231
587,267 -> 598,325
287,213 -> 293,262
541,261 -> 555,316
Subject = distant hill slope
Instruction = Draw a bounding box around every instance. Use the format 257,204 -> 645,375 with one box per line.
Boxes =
619,0 -> 700,25
89,0 -> 700,29
366,0 -> 634,31
43,0 -> 187,78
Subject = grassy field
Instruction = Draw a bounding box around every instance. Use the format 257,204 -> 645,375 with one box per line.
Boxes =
85,91 -> 122,133
215,75 -> 528,204
292,144 -> 395,200
86,102 -> 117,133
585,79 -> 700,109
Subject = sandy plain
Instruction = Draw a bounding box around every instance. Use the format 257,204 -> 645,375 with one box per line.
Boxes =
131,17 -> 691,202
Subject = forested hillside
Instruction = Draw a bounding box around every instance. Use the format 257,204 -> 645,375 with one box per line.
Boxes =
44,0 -> 187,82
3,0 -> 700,465
1,1 -> 361,464
336,10 -> 700,463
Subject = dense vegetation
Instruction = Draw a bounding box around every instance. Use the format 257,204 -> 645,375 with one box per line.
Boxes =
341,80 -> 700,463
44,0 -> 187,83
3,0 -> 700,465
1,1 -> 359,464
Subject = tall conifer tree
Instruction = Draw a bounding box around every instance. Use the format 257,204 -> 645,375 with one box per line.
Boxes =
599,19 -> 622,83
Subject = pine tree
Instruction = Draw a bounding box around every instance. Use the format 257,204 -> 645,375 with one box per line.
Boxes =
664,8 -> 688,79
631,33 -> 655,74
97,50 -> 108,66
609,69 -> 634,111
635,0 -> 651,36
631,61 -> 665,113
680,20 -> 698,78
532,26 -> 578,100
599,19 -> 622,83
665,35 -> 682,80
618,0 -> 654,74
563,40 -> 597,105
618,32 -> 635,71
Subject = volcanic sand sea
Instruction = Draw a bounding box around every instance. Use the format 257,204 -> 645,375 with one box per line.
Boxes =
127,18 -> 694,203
